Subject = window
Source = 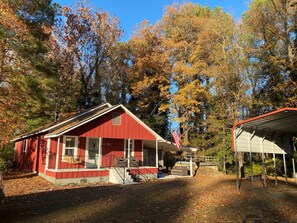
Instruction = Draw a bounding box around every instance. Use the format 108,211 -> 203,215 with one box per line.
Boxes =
22,140 -> 27,152
112,112 -> 121,125
63,136 -> 78,160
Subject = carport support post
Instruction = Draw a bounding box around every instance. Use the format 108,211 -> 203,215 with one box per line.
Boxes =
283,152 -> 288,184
235,129 -> 240,191
292,158 -> 296,184
272,143 -> 277,186
261,137 -> 267,187
248,132 -> 254,188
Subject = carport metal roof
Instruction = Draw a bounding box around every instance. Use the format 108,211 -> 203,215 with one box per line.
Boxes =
232,108 -> 297,190
233,108 -> 297,155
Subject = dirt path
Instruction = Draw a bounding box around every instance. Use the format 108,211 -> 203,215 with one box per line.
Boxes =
1,170 -> 297,222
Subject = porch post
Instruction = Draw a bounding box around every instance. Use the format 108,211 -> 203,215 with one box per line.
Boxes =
98,137 -> 102,170
161,150 -> 166,167
190,151 -> 193,177
283,151 -> 287,184
44,138 -> 51,173
127,138 -> 130,168
55,136 -> 60,171
156,140 -> 158,168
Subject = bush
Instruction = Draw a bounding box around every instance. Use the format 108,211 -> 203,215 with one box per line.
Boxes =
245,162 -> 263,176
265,158 -> 284,176
0,143 -> 14,173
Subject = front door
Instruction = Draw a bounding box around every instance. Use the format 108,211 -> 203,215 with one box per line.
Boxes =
86,138 -> 100,168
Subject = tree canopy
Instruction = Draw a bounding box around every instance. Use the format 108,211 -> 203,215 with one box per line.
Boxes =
1,0 -> 296,159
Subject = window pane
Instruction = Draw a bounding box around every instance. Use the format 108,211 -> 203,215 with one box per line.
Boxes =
66,137 -> 75,147
112,112 -> 121,125
65,148 -> 74,156
89,151 -> 96,159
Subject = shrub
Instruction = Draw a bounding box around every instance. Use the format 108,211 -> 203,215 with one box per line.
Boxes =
0,143 -> 14,173
245,162 -> 263,176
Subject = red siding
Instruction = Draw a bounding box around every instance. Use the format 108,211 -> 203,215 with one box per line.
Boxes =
14,135 -> 47,172
68,108 -> 156,140
48,137 -> 58,169
101,138 -> 124,167
37,135 -> 47,173
134,140 -> 142,164
46,169 -> 109,179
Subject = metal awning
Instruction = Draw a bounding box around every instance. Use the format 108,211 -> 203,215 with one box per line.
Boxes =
232,108 -> 297,190
233,108 -> 297,155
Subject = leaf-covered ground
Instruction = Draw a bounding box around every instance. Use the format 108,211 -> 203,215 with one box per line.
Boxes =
1,169 -> 297,223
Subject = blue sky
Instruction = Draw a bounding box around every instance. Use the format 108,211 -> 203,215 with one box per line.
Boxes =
54,0 -> 250,41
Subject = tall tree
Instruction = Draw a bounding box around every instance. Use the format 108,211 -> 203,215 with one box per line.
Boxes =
56,1 -> 122,109
47,35 -> 81,120
0,0 -> 58,145
128,21 -> 171,138
240,0 -> 297,113
161,4 -> 211,145
101,42 -> 131,105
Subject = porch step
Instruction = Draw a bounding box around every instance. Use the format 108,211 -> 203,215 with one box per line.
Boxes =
127,169 -> 142,182
109,168 -> 134,184
171,166 -> 188,176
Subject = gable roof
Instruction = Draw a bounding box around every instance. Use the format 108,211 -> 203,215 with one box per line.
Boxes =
13,103 -> 112,141
13,103 -> 164,141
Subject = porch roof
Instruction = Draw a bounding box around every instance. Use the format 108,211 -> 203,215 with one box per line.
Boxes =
144,140 -> 197,152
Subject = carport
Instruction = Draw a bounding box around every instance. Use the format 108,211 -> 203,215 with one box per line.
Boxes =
232,108 -> 297,191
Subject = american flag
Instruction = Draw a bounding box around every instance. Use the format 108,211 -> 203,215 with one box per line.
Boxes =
172,127 -> 181,149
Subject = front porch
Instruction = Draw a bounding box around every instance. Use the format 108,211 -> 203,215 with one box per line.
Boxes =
43,136 -> 161,185
41,155 -> 159,185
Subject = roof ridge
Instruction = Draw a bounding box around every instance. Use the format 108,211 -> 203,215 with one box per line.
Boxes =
12,102 -> 113,141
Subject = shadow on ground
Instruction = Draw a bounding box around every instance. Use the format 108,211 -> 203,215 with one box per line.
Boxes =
2,172 -> 297,223
194,176 -> 297,223
0,176 -> 191,223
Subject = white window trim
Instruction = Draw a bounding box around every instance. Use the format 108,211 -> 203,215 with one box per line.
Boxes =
62,136 -> 78,162
22,139 -> 27,152
124,139 -> 134,158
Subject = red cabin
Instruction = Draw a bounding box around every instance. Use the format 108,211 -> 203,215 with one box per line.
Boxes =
13,103 -> 177,185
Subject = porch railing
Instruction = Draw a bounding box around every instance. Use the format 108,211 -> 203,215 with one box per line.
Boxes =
46,154 -> 157,170
125,157 -> 157,181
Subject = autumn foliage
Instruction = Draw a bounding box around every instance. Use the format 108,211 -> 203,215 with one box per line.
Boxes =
0,0 -> 296,161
